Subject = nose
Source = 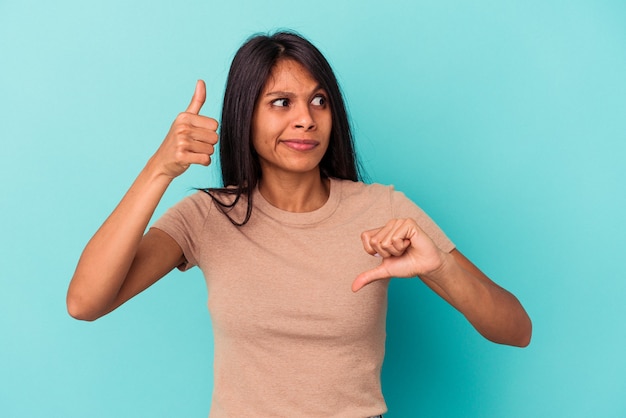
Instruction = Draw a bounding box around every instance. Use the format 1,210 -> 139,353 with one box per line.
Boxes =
293,105 -> 316,131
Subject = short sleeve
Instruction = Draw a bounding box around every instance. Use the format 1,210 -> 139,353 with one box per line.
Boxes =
151,191 -> 213,271
390,187 -> 455,253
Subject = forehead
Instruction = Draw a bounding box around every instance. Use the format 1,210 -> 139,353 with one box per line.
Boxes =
262,59 -> 320,92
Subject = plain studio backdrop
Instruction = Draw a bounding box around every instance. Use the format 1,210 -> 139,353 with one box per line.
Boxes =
1,0 -> 625,416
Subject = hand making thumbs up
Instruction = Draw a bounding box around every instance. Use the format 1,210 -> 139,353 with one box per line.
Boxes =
148,80 -> 219,179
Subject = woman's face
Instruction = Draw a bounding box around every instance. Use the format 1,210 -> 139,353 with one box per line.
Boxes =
251,59 -> 332,179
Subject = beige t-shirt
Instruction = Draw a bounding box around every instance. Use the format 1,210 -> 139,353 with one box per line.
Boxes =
153,178 -> 454,418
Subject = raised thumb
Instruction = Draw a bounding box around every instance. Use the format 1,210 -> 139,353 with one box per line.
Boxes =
185,80 -> 206,114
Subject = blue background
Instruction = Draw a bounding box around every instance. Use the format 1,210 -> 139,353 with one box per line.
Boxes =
2,0 -> 625,416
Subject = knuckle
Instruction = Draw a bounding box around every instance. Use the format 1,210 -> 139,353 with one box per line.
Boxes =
176,138 -> 188,149
174,150 -> 186,162
175,125 -> 191,138
177,112 -> 191,121
174,113 -> 187,124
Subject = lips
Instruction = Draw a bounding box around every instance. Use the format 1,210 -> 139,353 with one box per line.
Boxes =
279,139 -> 320,151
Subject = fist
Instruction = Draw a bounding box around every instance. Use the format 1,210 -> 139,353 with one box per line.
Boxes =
352,218 -> 445,292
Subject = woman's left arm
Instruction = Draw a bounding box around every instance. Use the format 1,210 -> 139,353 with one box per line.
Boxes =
353,218 -> 532,347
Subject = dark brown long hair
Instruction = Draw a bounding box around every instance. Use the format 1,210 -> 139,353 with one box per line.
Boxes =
206,31 -> 362,225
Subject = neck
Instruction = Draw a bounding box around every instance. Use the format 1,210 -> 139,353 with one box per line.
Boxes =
258,171 -> 330,213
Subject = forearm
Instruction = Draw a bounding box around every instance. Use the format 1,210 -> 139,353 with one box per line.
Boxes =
67,160 -> 173,318
421,250 -> 532,347
67,80 -> 217,320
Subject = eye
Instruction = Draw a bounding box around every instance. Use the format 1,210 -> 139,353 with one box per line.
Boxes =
311,95 -> 326,106
271,98 -> 290,107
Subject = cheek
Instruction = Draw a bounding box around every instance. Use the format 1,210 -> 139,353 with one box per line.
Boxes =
321,114 -> 333,139
252,132 -> 272,150
251,114 -> 269,149
256,120 -> 285,146
251,123 -> 276,154
319,108 -> 332,128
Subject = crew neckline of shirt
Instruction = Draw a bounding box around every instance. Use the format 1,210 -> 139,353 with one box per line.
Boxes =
252,177 -> 342,226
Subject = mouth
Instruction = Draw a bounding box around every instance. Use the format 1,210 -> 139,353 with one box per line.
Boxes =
279,139 -> 320,151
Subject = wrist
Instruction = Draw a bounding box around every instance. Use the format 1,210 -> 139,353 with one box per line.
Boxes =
421,249 -> 457,284
144,156 -> 177,185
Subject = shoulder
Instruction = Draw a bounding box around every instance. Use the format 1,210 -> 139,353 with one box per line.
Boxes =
334,178 -> 395,201
339,180 -> 455,252
329,179 -> 403,224
152,190 -> 218,232
170,189 -> 215,215
334,178 -> 415,212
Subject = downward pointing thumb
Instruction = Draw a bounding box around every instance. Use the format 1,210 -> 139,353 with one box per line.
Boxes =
352,265 -> 390,292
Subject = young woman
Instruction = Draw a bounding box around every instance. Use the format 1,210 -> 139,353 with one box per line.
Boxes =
67,31 -> 531,417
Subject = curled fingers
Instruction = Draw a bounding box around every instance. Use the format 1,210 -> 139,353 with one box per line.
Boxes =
362,219 -> 412,258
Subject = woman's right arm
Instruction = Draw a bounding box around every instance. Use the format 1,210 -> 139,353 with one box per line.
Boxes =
67,80 -> 218,321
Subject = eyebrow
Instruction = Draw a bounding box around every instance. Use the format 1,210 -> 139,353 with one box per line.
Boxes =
265,91 -> 295,98
264,85 -> 325,98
